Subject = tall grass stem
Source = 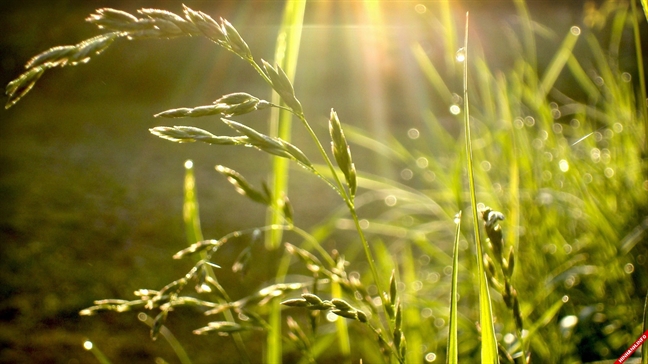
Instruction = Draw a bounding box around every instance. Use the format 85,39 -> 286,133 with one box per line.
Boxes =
461,12 -> 499,363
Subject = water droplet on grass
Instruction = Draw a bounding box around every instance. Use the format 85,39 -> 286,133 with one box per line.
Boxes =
456,48 -> 466,62
425,352 -> 437,362
559,159 -> 569,172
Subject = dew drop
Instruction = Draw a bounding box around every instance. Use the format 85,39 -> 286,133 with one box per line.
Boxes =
456,48 -> 466,62
416,157 -> 429,168
559,159 -> 569,172
425,352 -> 437,362
513,118 -> 524,129
560,315 -> 578,329
184,159 -> 194,169
453,212 -> 462,224
407,128 -> 420,139
449,104 -> 461,115
411,280 -> 423,291
414,3 -> 427,14
83,341 -> 93,351
621,72 -> 631,82
570,119 -> 580,129
570,26 -> 581,36
524,116 -> 536,127
400,168 -> 414,180
326,312 -> 338,322
613,122 -> 623,133
481,161 -> 492,171
624,263 -> 635,274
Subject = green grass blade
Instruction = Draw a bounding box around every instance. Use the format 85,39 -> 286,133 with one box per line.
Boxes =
539,27 -> 580,98
183,160 -> 203,244
137,313 -> 193,364
509,298 -> 563,353
402,242 -> 423,364
266,0 -> 307,251
513,0 -> 537,85
632,0 -> 648,151
83,340 -> 112,364
265,2 -> 307,363
566,55 -> 601,101
411,42 -> 452,103
447,211 -> 462,364
331,279 -> 351,361
183,161 -> 249,363
462,12 -> 499,364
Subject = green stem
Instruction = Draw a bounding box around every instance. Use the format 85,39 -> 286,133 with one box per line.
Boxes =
296,113 -> 388,310
462,13 -> 499,364
183,161 -> 250,363
630,0 -> 648,154
331,280 -> 351,361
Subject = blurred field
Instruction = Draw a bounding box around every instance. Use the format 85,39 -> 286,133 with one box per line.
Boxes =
1,1 -> 646,363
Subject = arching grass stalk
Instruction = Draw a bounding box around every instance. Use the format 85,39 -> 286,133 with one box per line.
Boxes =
83,340 -> 112,364
461,12 -> 499,364
137,313 -> 193,364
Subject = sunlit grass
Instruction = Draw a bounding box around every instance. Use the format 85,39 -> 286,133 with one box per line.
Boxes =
4,1 -> 648,363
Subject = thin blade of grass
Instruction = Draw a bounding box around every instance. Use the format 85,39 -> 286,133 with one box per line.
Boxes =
183,161 -> 249,363
447,211 -> 462,364
538,27 -> 580,99
183,160 -> 203,245
266,2 -> 307,363
566,55 -> 601,101
411,42 -> 452,103
266,0 -> 307,248
509,298 -> 563,353
462,12 -> 499,364
83,340 -> 112,364
632,0 -> 648,151
402,242 -> 423,364
137,313 -> 192,364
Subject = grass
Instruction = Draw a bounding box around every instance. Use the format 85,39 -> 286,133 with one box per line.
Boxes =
4,1 -> 648,363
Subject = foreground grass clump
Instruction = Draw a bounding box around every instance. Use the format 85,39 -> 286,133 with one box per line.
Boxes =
5,1 -> 648,363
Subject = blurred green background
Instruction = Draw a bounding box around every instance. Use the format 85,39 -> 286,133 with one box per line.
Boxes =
0,1 -> 642,363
